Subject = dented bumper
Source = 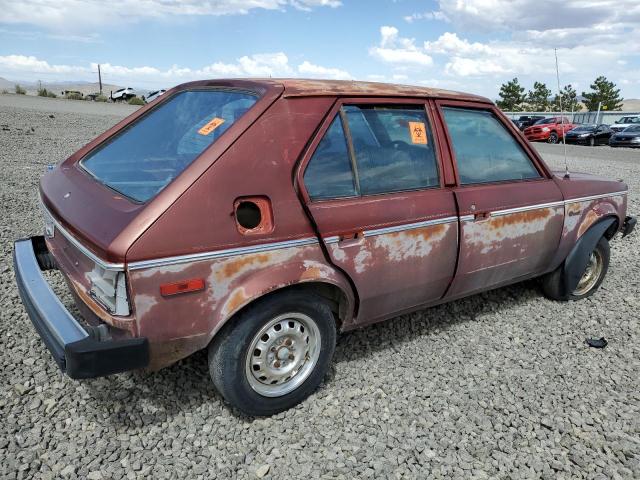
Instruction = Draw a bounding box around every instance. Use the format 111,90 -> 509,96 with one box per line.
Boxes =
13,237 -> 149,379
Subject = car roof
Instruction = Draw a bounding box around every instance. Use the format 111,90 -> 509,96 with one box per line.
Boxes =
175,78 -> 492,103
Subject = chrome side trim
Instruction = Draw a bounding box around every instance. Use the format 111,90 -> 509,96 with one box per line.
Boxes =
564,191 -> 627,204
128,237 -> 319,270
321,217 -> 458,244
364,216 -> 458,238
491,201 -> 565,217
41,202 -> 124,271
459,192 -> 628,222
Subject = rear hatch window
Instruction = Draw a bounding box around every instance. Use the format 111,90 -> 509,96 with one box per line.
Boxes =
81,89 -> 258,202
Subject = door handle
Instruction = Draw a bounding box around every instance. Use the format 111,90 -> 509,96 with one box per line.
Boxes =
337,232 -> 364,248
474,211 -> 491,220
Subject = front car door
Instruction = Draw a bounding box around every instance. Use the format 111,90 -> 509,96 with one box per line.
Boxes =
297,98 -> 458,327
435,101 -> 565,298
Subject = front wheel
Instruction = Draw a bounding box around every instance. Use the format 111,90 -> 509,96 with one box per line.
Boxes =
208,291 -> 336,416
541,237 -> 610,301
547,132 -> 559,144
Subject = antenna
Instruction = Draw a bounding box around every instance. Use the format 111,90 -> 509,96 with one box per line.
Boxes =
554,48 -> 569,179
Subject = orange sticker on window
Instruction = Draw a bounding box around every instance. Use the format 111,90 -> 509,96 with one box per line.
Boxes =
198,117 -> 225,136
408,121 -> 428,144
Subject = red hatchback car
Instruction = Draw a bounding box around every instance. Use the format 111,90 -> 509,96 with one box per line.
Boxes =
14,79 -> 636,415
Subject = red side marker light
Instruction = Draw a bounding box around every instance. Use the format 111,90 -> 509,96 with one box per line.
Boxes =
160,279 -> 205,297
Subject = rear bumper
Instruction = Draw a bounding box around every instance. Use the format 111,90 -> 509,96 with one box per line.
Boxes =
623,216 -> 636,238
13,237 -> 148,379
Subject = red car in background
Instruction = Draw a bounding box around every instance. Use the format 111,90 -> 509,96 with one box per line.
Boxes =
524,117 -> 575,143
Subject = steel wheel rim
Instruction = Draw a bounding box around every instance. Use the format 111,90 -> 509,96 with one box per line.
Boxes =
245,312 -> 321,397
573,249 -> 604,296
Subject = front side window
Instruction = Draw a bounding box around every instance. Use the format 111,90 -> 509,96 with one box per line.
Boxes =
443,107 -> 541,185
81,89 -> 258,202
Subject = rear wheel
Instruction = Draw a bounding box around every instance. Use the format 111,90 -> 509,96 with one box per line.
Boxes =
548,132 -> 559,144
541,237 -> 610,301
208,291 -> 336,416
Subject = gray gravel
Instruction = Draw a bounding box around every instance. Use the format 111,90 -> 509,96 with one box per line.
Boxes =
1,95 -> 639,479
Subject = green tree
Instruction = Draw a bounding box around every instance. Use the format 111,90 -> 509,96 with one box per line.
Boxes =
527,82 -> 552,112
554,84 -> 582,112
496,77 -> 526,111
581,76 -> 623,111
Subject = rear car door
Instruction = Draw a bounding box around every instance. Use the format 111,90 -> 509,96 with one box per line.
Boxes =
436,101 -> 565,297
297,98 -> 458,326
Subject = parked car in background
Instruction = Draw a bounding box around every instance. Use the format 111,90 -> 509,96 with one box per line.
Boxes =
13,79 -> 635,415
513,115 -> 546,131
564,124 -> 612,146
111,87 -> 135,101
609,125 -> 640,148
610,115 -> 640,133
143,89 -> 166,103
524,117 -> 575,143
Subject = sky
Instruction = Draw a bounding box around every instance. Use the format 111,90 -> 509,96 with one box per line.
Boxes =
1,0 -> 640,100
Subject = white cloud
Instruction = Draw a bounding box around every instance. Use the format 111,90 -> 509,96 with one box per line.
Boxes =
0,0 -> 341,30
369,26 -> 433,66
421,0 -> 640,48
424,32 -> 491,56
403,11 -> 448,23
298,61 -> 351,79
0,53 -> 351,88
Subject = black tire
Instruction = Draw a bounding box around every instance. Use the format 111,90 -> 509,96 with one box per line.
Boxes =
541,237 -> 610,301
589,137 -> 595,147
548,132 -> 559,144
208,290 -> 336,416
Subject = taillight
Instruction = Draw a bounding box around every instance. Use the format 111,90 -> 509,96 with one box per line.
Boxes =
87,266 -> 130,316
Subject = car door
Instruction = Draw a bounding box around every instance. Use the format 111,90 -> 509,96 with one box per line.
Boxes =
597,125 -> 610,144
297,98 -> 458,326
435,101 -> 565,298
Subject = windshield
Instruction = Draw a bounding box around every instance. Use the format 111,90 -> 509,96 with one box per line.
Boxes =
534,118 -> 553,125
617,117 -> 640,124
81,89 -> 258,202
623,125 -> 640,132
572,125 -> 596,132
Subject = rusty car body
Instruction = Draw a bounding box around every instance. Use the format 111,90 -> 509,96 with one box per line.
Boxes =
14,79 -> 636,414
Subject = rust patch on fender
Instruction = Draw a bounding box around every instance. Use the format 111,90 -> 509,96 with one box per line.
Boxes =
216,253 -> 271,280
222,288 -> 251,317
578,209 -> 600,237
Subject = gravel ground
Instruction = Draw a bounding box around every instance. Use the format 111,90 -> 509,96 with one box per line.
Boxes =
1,95 -> 639,479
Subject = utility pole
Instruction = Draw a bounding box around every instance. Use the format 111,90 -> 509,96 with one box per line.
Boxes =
98,64 -> 102,95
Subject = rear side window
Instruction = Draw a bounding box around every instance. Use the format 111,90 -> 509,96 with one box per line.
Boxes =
303,116 -> 357,200
304,104 -> 439,200
443,108 -> 540,185
345,106 -> 438,195
81,89 -> 258,202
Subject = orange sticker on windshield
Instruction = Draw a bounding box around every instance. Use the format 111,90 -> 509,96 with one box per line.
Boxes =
408,121 -> 428,144
198,117 -> 225,136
